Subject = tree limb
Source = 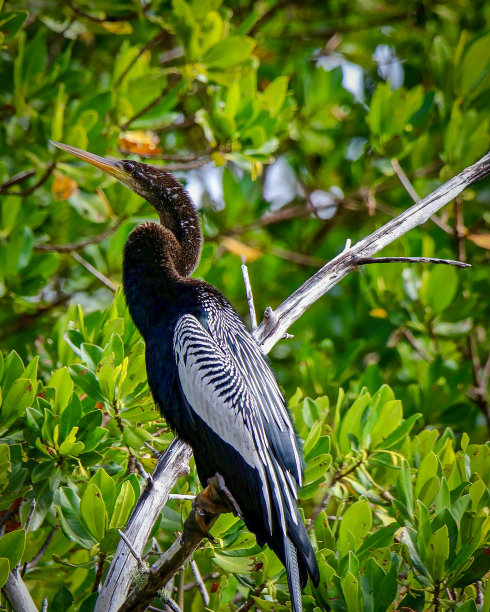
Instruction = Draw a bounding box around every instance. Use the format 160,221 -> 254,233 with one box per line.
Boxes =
94,438 -> 192,612
2,569 -> 38,612
35,219 -> 125,252
254,151 -> 490,353
95,150 -> 490,611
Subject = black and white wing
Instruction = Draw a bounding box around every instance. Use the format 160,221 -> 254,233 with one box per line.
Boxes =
173,313 -> 299,538
203,299 -> 303,484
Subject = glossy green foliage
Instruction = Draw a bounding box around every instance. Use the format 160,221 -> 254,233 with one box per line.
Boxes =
0,0 -> 489,609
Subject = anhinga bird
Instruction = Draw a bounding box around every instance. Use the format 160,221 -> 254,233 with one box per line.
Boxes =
50,141 -> 320,610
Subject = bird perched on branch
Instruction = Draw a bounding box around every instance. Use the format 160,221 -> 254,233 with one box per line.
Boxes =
50,141 -> 319,611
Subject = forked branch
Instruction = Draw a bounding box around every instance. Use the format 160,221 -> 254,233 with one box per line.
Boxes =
254,151 -> 490,352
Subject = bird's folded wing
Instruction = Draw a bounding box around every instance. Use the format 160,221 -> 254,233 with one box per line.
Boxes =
173,313 -> 299,535
206,307 -> 303,486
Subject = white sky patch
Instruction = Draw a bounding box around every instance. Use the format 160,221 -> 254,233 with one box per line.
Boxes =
373,44 -> 404,89
309,186 -> 343,219
179,163 -> 224,210
316,53 -> 365,104
263,157 -> 304,210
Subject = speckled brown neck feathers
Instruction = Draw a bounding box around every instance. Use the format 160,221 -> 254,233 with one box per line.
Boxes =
122,161 -> 203,277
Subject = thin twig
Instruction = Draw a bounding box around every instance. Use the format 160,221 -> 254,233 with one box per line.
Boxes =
92,553 -> 107,593
153,115 -> 196,134
117,530 -> 145,568
190,560 -> 210,606
135,459 -> 151,483
23,500 -> 36,534
177,570 -> 185,610
144,442 -> 161,459
35,219 -> 125,252
402,329 -> 433,363
168,494 -> 195,501
0,163 -> 56,196
70,251 -> 118,292
164,598 -> 183,612
23,526 -> 59,574
159,147 -> 215,162
391,157 -> 452,234
162,159 -> 210,172
67,0 -> 137,23
183,571 -> 219,591
355,256 -> 470,268
0,168 -> 36,191
120,79 -> 181,130
114,32 -> 169,90
241,261 -> 257,331
235,582 -> 267,612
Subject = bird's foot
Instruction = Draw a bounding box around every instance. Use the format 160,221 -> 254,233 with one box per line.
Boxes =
182,475 -> 243,543
212,473 -> 243,519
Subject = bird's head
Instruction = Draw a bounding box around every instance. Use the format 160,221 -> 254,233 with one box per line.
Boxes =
50,141 -> 202,276
49,141 -> 191,220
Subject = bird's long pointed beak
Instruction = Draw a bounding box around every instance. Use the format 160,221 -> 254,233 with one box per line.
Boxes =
49,140 -> 125,179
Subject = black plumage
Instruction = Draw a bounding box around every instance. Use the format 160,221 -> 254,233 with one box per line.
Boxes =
50,141 -> 320,610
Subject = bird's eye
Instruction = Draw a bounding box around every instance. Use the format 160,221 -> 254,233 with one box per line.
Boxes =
123,161 -> 134,173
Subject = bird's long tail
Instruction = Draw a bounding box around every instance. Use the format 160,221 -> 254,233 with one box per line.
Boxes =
284,536 -> 303,612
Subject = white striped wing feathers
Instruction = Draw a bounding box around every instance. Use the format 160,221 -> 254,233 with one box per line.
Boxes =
173,313 -> 301,535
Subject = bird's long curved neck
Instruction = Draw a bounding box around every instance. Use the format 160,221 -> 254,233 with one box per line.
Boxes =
146,177 -> 203,278
122,173 -> 203,338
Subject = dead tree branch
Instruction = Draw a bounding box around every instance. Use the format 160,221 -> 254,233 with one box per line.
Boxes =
254,151 -> 490,353
2,569 -> 38,612
94,438 -> 192,612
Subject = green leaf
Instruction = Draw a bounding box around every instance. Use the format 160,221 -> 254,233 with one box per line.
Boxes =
415,451 -> 438,498
338,392 -> 370,454
303,453 -> 331,484
0,529 -> 25,568
80,484 -> 107,541
452,546 -> 490,587
48,367 -> 74,414
338,500 -> 372,557
0,557 -> 9,589
426,525 -> 449,583
396,460 -> 413,516
52,586 -> 74,611
341,570 -> 359,612
0,444 -> 10,493
356,525 -> 398,560
203,36 -> 255,68
0,378 -> 34,428
0,11 -> 29,41
434,477 -> 450,513
361,557 -> 399,612
380,413 -> 422,450
368,399 -> 402,448
260,76 -> 289,116
213,552 -> 252,574
69,365 -> 105,403
89,468 -> 116,515
58,487 -> 94,548
109,481 -> 135,529
423,265 -> 458,312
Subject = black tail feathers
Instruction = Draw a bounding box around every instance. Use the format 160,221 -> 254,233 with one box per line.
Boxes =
284,536 -> 303,612
282,520 -> 319,612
